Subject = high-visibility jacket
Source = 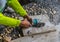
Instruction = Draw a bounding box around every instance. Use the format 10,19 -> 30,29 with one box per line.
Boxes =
0,0 -> 27,27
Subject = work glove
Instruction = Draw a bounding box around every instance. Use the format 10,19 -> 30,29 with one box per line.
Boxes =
20,18 -> 31,29
23,15 -> 32,24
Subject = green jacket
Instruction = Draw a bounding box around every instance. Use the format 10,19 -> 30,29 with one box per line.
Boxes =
0,0 -> 27,27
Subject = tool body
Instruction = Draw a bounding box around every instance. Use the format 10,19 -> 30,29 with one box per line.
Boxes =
32,19 -> 45,27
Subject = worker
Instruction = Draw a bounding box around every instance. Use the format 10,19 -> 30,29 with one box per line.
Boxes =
0,0 -> 32,28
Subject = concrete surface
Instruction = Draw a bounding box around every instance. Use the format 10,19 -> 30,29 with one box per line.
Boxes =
11,29 -> 59,42
11,15 -> 60,42
10,0 -> 60,41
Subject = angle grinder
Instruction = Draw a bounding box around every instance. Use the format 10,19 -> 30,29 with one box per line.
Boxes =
16,19 -> 45,37
32,19 -> 45,27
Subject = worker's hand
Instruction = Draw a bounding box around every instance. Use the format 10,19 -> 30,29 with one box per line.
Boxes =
23,15 -> 32,24
20,19 -> 31,28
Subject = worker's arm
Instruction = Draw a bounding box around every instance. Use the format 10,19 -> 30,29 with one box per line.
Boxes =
7,0 -> 27,17
0,13 -> 21,27
7,0 -> 32,24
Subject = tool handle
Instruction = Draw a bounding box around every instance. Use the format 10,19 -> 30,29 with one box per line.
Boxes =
15,27 -> 24,37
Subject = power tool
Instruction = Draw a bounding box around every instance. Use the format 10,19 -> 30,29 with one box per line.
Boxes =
32,19 -> 45,27
16,19 -> 45,37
